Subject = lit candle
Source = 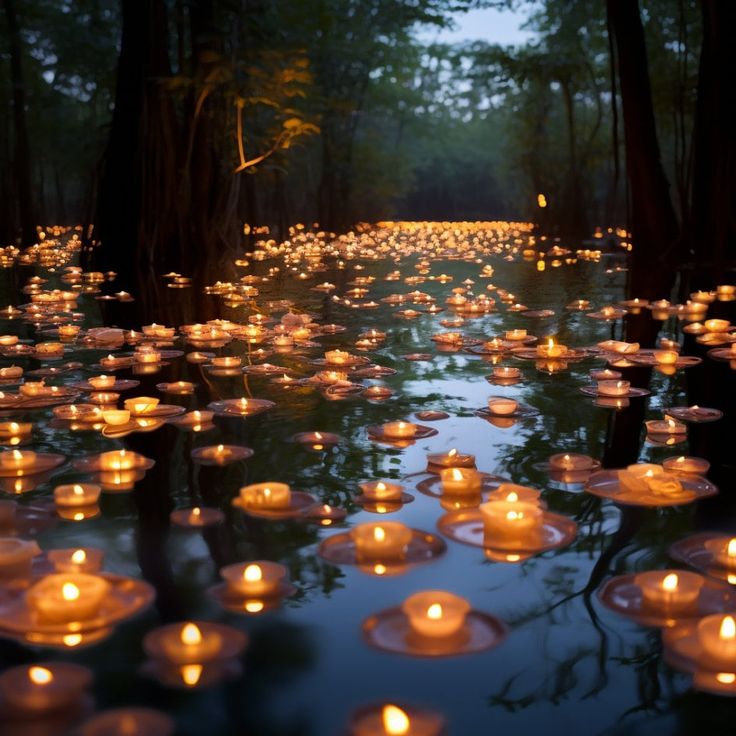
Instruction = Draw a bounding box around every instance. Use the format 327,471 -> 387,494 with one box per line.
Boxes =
88,375 -> 116,389
0,335 -> 19,346
54,483 -> 102,507
590,368 -> 621,381
597,380 -> 630,397
480,499 -> 543,548
359,480 -> 405,502
350,703 -> 445,736
238,482 -> 291,509
505,329 -> 527,341
170,506 -> 224,527
0,663 -> 91,715
634,570 -> 703,614
381,421 -> 418,439
698,614 -> 736,664
548,453 -> 596,471
645,417 -> 687,435
653,350 -> 678,365
0,449 -> 37,470
27,573 -> 111,623
0,421 -> 31,439
426,448 -> 476,468
325,350 -> 351,365
492,366 -> 521,379
486,398 -> 518,416
152,622 -> 233,665
0,365 -> 23,379
536,338 -> 566,358
662,455 -> 710,475
99,449 -> 138,470
486,484 -> 542,505
211,356 -> 242,368
351,522 -> 412,562
440,467 -> 482,495
102,409 -> 131,426
48,547 -> 104,574
220,561 -> 287,597
705,319 -> 731,332
0,538 -> 41,579
123,396 -> 160,415
402,591 -> 470,639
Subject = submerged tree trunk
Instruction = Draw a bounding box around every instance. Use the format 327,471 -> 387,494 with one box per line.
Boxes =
607,0 -> 679,317
4,0 -> 36,247
688,0 -> 736,288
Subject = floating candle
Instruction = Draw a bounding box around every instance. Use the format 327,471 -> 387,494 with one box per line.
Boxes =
548,453 -> 596,471
704,537 -> 736,569
440,467 -> 482,495
88,374 -> 116,389
662,456 -> 710,475
0,365 -> 23,379
239,482 -> 291,509
102,409 -> 130,426
359,480 -> 405,502
48,547 -> 104,574
492,366 -> 521,379
505,329 -> 527,341
381,421 -> 418,439
426,448 -> 476,468
325,350 -> 351,365
645,417 -> 687,435
154,622 -> 225,664
0,662 -> 92,715
486,398 -> 518,416
480,499 -> 543,548
220,561 -> 287,597
597,380 -> 630,397
634,570 -> 703,614
54,483 -> 101,507
698,614 -> 736,664
0,449 -> 37,470
124,396 -> 160,415
170,506 -> 225,527
0,421 -> 31,439
653,350 -> 678,365
352,522 -> 412,562
536,337 -> 566,358
27,573 -> 111,623
402,590 -> 470,638
350,703 -> 445,736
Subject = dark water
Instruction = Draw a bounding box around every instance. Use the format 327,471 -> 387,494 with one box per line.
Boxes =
1,247 -> 735,736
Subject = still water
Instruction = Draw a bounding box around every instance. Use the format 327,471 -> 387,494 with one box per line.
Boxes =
0,236 -> 734,736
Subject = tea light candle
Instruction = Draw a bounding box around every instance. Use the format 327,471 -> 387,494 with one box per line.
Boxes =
597,380 -> 630,397
359,480 -> 405,502
492,366 -> 521,379
0,537 -> 41,579
211,356 -> 241,368
381,421 -> 418,439
102,409 -> 130,426
0,421 -> 31,439
27,573 -> 111,623
48,547 -> 104,574
350,703 -> 445,736
486,484 -> 542,505
99,449 -> 138,470
170,506 -> 225,527
220,561 -> 287,597
426,448 -> 476,468
363,385 -> 393,400
54,483 -> 102,507
99,354 -> 129,370
590,368 -> 621,381
160,381 -> 195,394
705,319 -> 731,333
325,350 -> 351,365
480,499 -> 543,548
0,335 -> 19,346
352,522 -> 412,561
124,396 -> 160,415
505,329 -> 527,341
487,398 -> 518,416
634,570 -> 703,614
135,349 -> 161,364
0,449 -> 37,470
0,662 -> 92,715
704,537 -> 736,569
698,614 -> 736,663
0,365 -> 23,379
645,417 -> 687,435
402,590 -> 470,638
19,381 -> 46,397
293,431 -> 341,450
88,375 -> 116,389
536,338 -> 566,357
549,453 -> 596,471
440,467 -> 482,495
178,410 -> 214,427
153,622 -> 225,664
653,350 -> 678,365
662,455 -> 710,475
239,482 -> 291,509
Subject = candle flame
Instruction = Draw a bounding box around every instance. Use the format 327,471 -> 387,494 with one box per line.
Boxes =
62,582 -> 80,601
721,616 -> 736,640
181,623 -> 202,646
374,526 -> 386,542
382,705 -> 410,735
451,469 -> 463,481
29,666 -> 53,685
181,663 -> 203,686
427,603 -> 443,620
448,448 -> 457,457
506,491 -> 519,503
244,564 -> 262,582
71,549 -> 86,564
245,600 -> 264,613
727,539 -> 736,558
63,633 -> 83,647
374,563 -> 387,575
216,444 -> 224,453
662,573 -> 678,591
376,482 -> 386,491
717,672 -> 736,684
73,484 -> 84,496
315,432 -> 322,440
12,449 -> 22,461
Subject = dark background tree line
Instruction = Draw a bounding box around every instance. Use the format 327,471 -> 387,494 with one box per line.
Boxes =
0,0 -> 733,293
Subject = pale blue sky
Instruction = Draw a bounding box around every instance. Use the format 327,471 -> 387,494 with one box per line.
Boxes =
417,6 -> 535,45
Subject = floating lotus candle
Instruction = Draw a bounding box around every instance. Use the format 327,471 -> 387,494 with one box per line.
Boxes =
549,453 -> 596,471
211,356 -> 242,369
135,349 -> 161,364
88,374 -> 116,389
220,561 -> 287,598
427,448 -> 476,468
54,483 -> 101,507
170,506 -> 225,527
597,380 -> 630,397
176,409 -> 214,428
616,464 -> 687,498
704,538 -> 736,569
239,482 -> 291,509
89,391 -> 120,405
98,449 -> 141,470
480,498 -> 543,549
0,335 -> 19,346
440,467 -> 482,495
697,614 -> 736,664
350,703 -> 445,736
102,409 -> 130,426
158,381 -> 195,394
363,385 -> 393,400
0,538 -> 41,579
35,342 -> 65,357
0,449 -> 38,471
590,368 -> 621,381
663,456 -> 710,475
0,662 -> 92,716
402,590 -> 470,639
124,396 -> 160,415
352,522 -> 412,562
705,319 -> 731,333
27,573 -> 111,623
359,480 -> 405,502
99,354 -> 129,370
634,570 -> 703,614
487,484 -> 542,505
486,397 -> 518,416
381,421 -> 418,439
48,548 -> 104,574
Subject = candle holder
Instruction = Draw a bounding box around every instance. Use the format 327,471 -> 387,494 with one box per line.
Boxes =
207,398 -> 275,418
414,471 -> 506,499
170,506 -> 225,528
367,423 -> 438,447
318,525 -> 446,576
208,560 -> 296,615
301,504 -> 347,525
77,707 -> 174,736
437,508 -> 576,555
355,481 -> 414,513
169,410 -> 215,432
477,397 -> 538,420
155,381 -> 196,395
662,406 -> 723,423
579,385 -> 650,399
598,571 -> 735,627
291,431 -> 341,451
143,620 -> 246,665
361,385 -> 394,401
585,469 -> 716,506
669,532 -> 736,585
628,351 -> 701,369
71,378 -> 139,392
232,484 -> 316,519
73,450 -> 154,473
0,452 -> 65,478
191,445 -> 254,466
425,449 -> 475,470
414,410 -> 450,422
362,598 -> 507,657
662,456 -> 710,475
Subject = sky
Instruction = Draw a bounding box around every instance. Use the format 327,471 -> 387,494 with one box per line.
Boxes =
417,6 -> 535,46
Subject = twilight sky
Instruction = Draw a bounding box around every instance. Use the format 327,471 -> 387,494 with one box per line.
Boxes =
418,6 -> 535,45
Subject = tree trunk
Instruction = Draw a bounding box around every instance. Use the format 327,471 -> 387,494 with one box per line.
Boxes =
607,0 -> 680,316
688,0 -> 736,288
3,0 -> 36,247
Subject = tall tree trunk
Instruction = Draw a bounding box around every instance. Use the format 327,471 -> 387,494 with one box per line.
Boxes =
689,0 -> 736,288
607,0 -> 680,318
3,0 -> 36,247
